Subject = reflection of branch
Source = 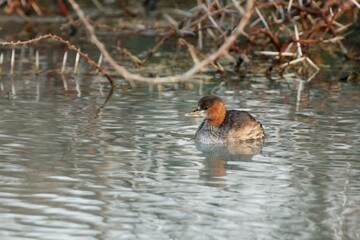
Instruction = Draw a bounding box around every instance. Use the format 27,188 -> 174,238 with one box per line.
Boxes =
95,87 -> 114,118
0,34 -> 114,86
67,0 -> 255,84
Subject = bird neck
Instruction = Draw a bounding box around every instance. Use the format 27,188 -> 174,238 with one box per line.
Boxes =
207,102 -> 226,127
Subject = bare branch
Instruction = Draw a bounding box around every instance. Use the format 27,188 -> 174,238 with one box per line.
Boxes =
0,34 -> 114,85
67,0 -> 255,84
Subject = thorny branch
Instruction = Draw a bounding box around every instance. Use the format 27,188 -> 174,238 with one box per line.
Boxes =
0,34 -> 114,86
67,0 -> 358,83
0,0 -> 359,85
67,0 -> 255,85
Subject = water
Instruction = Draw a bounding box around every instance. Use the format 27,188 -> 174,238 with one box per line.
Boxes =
0,66 -> 359,240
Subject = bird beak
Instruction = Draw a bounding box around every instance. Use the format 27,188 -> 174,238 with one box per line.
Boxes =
190,108 -> 206,117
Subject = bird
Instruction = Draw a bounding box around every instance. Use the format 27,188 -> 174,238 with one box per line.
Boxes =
191,95 -> 265,144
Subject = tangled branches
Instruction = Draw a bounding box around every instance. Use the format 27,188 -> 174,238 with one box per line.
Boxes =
0,0 -> 359,86
68,0 -> 359,83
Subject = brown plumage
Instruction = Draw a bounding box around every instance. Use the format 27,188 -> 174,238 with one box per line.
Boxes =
192,95 -> 265,144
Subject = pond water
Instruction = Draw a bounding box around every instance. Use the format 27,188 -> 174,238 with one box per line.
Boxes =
0,57 -> 359,240
1,2 -> 360,235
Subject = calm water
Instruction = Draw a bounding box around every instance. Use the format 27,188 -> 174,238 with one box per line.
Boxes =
1,61 -> 360,239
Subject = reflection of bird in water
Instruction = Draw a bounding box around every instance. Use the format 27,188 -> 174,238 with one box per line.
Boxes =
191,95 -> 265,144
196,141 -> 264,157
197,141 -> 264,187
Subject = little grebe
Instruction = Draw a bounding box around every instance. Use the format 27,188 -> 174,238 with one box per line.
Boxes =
192,95 -> 265,144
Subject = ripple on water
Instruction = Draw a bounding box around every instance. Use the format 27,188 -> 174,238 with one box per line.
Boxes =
0,73 -> 360,239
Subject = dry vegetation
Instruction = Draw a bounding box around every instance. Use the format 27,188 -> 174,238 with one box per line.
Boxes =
0,0 -> 359,86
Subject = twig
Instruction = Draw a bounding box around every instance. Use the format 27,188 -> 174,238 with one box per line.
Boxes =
61,74 -> 68,90
198,22 -> 203,49
116,46 -> 144,67
287,0 -> 293,13
294,24 -> 303,57
67,0 -> 255,84
200,4 -> 223,34
61,51 -> 68,74
350,0 -> 360,9
178,38 -> 200,65
232,0 -> 245,15
0,34 -> 114,86
35,50 -> 40,74
96,54 -> 103,74
30,1 -> 43,16
0,52 -> 3,75
255,7 -> 269,30
10,48 -> 15,75
279,56 -> 319,73
305,57 -> 319,71
179,37 -> 225,72
257,51 -> 296,57
74,50 -> 81,75
279,56 -> 306,68
92,0 -> 105,11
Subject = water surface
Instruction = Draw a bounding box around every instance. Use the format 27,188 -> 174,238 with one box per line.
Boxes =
0,67 -> 359,240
